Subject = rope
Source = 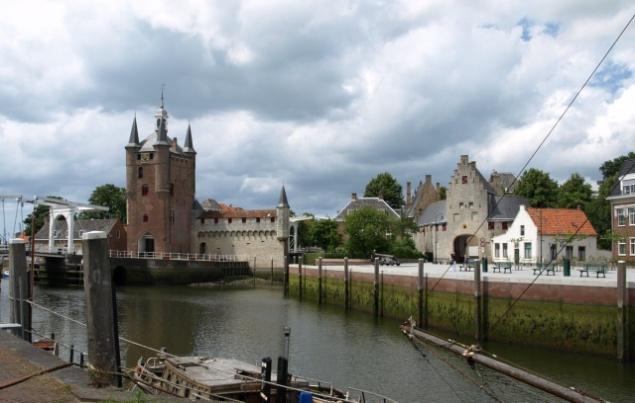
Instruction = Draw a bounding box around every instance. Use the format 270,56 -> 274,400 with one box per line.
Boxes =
428,12 -> 635,293
0,362 -> 73,390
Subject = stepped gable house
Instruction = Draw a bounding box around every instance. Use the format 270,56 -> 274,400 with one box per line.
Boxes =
125,99 -> 290,262
606,158 -> 635,263
407,155 -> 526,262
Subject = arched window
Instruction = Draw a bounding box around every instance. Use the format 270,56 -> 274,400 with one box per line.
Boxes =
142,184 -> 149,196
143,214 -> 148,223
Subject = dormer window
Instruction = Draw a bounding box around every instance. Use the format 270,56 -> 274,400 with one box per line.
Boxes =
622,179 -> 635,195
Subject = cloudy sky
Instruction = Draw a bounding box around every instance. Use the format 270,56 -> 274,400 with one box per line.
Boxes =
0,1 -> 634,229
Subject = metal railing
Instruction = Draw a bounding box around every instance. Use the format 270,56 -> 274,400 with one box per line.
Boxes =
108,250 -> 249,262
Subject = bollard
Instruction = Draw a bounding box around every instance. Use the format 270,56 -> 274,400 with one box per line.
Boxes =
80,352 -> 85,368
344,257 -> 350,311
417,259 -> 424,327
253,257 -> 257,288
82,231 -> 121,387
9,239 -> 30,342
283,255 -> 289,297
298,261 -> 303,301
318,258 -> 323,305
481,257 -> 488,273
373,258 -> 380,318
271,258 -> 274,285
474,265 -> 483,344
617,261 -> 630,361
276,356 -> 289,403
423,273 -> 429,329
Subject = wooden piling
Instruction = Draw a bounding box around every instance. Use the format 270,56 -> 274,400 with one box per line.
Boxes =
344,257 -> 350,311
9,239 -> 30,342
298,261 -> 303,301
283,254 -> 289,297
474,264 -> 483,344
423,273 -> 428,329
380,271 -> 384,318
82,231 -> 121,387
318,258 -> 323,305
373,258 -> 379,318
253,257 -> 256,288
617,260 -> 630,361
417,258 -> 424,327
271,257 -> 274,285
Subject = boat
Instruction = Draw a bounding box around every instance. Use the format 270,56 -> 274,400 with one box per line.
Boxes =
132,355 -> 370,402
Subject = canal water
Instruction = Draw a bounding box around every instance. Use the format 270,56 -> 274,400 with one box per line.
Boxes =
1,282 -> 634,402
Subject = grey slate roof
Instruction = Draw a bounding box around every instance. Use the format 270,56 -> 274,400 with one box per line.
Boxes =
335,197 -> 400,221
609,158 -> 635,197
34,218 -> 118,240
417,200 -> 446,226
278,186 -> 289,208
127,116 -> 140,147
489,195 -> 528,220
183,124 -> 195,153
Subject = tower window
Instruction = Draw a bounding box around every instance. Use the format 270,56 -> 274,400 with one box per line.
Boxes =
242,217 -> 247,223
256,217 -> 261,223
143,214 -> 148,223
228,218 -> 232,224
142,184 -> 149,196
271,217 -> 275,223
149,153 -> 154,160
214,218 -> 219,224
138,167 -> 143,178
137,154 -> 141,160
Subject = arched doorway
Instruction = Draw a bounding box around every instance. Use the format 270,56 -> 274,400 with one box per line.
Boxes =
138,233 -> 155,254
453,234 -> 477,263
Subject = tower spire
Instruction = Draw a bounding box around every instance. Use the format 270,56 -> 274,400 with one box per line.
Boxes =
161,84 -> 165,108
278,185 -> 289,208
183,122 -> 195,154
156,114 -> 169,145
126,114 -> 140,147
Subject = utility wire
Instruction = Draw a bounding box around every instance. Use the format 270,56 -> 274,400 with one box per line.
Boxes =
428,12 -> 635,293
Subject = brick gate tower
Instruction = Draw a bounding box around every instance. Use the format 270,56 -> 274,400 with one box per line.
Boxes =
125,97 -> 196,254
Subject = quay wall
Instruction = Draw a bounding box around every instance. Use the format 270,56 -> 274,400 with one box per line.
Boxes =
289,266 -> 635,357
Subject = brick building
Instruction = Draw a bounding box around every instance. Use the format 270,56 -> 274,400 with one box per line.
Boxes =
606,158 -> 635,263
125,98 -> 290,262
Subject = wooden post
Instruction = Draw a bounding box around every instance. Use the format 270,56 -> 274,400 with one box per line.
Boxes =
253,257 -> 256,288
82,231 -> 121,387
344,257 -> 349,311
9,239 -> 30,342
373,258 -> 379,318
417,258 -> 424,327
271,257 -> 274,285
423,273 -> 428,329
318,258 -> 323,305
474,264 -> 483,344
380,271 -> 384,318
283,255 -> 289,297
617,260 -> 630,361
298,260 -> 303,301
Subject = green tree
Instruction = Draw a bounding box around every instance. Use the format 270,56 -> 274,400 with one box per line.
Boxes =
310,219 -> 341,252
23,204 -> 50,236
364,172 -> 404,209
82,184 -> 127,222
345,207 -> 397,258
557,173 -> 592,209
438,186 -> 447,200
514,169 -> 558,208
390,237 -> 423,259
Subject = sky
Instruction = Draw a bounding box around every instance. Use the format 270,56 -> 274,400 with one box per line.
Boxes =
0,1 -> 634,234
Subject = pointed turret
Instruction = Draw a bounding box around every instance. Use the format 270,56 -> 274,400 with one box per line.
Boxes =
183,123 -> 196,154
126,116 -> 140,148
156,114 -> 170,146
278,185 -> 289,208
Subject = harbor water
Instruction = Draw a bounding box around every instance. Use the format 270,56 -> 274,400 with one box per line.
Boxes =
1,281 -> 633,402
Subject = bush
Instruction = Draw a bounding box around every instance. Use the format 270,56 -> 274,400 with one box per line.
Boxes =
390,237 -> 423,259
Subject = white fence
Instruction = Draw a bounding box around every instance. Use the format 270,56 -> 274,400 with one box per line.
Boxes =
108,250 -> 250,262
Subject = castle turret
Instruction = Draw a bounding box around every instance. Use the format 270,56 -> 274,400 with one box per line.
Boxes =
276,186 -> 290,241
125,116 -> 140,224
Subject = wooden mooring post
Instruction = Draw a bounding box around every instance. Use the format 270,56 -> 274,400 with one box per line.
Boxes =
318,258 -> 323,305
373,258 -> 380,318
474,263 -> 483,344
82,231 -> 121,387
380,271 -> 384,318
9,239 -> 31,342
253,257 -> 257,288
270,258 -> 274,285
617,260 -> 630,361
417,258 -> 424,328
298,261 -> 303,301
344,257 -> 350,311
283,255 -> 289,297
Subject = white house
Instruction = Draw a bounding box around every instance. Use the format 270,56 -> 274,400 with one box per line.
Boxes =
491,205 -> 599,265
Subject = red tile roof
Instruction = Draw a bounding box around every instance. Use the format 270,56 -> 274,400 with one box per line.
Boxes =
526,208 -> 596,236
201,203 -> 276,219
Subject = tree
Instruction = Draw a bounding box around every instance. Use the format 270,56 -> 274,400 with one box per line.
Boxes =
438,186 -> 447,200
557,173 -> 592,209
514,169 -> 558,208
345,207 -> 397,258
82,184 -> 127,222
23,204 -> 50,236
364,172 -> 404,209
310,219 -> 341,252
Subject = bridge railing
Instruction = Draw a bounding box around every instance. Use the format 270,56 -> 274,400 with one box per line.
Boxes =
108,250 -> 249,262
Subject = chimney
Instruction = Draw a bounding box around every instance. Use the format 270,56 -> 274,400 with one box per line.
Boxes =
460,155 -> 469,165
406,182 -> 412,206
351,192 -> 358,201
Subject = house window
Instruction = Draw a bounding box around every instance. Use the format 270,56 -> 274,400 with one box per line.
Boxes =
566,245 -> 573,260
271,217 -> 275,223
256,217 -> 261,223
617,208 -> 626,226
138,166 -> 143,178
442,224 -> 447,231
462,176 -> 468,184
143,214 -> 148,223
520,225 -> 525,236
622,180 -> 635,195
142,184 -> 149,196
149,153 -> 154,160
242,217 -> 247,223
502,243 -> 508,258
524,242 -> 532,259
578,246 -> 586,261
488,222 -> 495,230
618,241 -> 627,256
214,217 -> 219,224
550,244 -> 557,260
228,218 -> 232,224
629,208 -> 635,226
630,238 -> 635,255
502,222 -> 508,230
468,201 -> 474,207
494,243 -> 500,258
200,218 -> 205,224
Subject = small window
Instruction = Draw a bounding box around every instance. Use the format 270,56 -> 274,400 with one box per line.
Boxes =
524,242 -> 532,259
200,218 -> 205,224
488,222 -> 494,230
578,246 -> 586,261
502,222 -> 508,230
630,238 -> 635,255
242,217 -> 247,223
137,153 -> 141,160
617,208 -> 626,226
442,224 -> 447,231
550,244 -> 557,260
149,153 -> 154,160
256,217 -> 261,223
228,218 -> 232,224
462,176 -> 468,184
520,225 -> 525,236
618,241 -> 626,256
142,184 -> 149,196
629,208 -> 635,226
271,217 -> 275,223
143,214 -> 148,223
494,243 -> 500,258
502,243 -> 508,258
468,201 -> 474,207
566,245 -> 573,260
214,218 -> 219,224
138,166 -> 143,178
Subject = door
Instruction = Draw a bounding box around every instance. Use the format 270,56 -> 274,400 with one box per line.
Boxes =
514,248 -> 520,265
145,238 -> 155,253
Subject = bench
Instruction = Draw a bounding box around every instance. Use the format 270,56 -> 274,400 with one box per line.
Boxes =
578,264 -> 607,278
493,262 -> 512,274
532,263 -> 556,276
